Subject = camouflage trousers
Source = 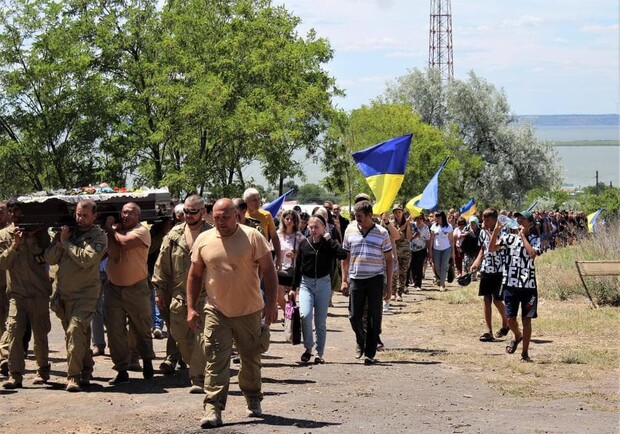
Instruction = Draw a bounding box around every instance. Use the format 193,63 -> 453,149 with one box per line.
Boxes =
392,246 -> 412,296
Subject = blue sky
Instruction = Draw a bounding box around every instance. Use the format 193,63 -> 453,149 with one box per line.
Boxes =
278,0 -> 619,115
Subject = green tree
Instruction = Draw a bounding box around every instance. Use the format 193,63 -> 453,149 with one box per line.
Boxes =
323,103 -> 483,210
0,0 -> 112,194
385,69 -> 561,207
296,183 -> 327,204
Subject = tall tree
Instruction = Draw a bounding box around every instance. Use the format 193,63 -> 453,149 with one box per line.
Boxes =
385,69 -> 561,207
323,103 -> 483,210
0,0 -> 111,194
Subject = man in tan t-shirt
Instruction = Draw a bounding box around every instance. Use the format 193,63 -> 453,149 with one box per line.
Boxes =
187,198 -> 278,429
104,202 -> 155,384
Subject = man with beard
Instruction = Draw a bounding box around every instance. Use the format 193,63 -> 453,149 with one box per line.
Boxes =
152,194 -> 212,392
44,199 -> 107,391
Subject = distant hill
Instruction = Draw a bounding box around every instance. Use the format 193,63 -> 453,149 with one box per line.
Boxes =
516,114 -> 619,127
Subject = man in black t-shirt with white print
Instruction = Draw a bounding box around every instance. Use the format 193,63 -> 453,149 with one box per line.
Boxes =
489,211 -> 542,363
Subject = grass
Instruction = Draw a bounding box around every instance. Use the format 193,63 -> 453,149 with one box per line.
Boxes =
537,224 -> 620,305
381,281 -> 620,406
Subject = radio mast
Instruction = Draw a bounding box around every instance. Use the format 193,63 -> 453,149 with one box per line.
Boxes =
428,0 -> 454,81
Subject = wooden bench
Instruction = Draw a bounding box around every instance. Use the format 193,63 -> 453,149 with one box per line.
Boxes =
575,260 -> 620,308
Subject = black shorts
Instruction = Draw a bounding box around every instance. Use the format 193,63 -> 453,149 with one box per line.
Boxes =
503,286 -> 538,319
478,273 -> 502,298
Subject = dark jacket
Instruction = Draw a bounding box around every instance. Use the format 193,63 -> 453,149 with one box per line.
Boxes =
292,236 -> 347,288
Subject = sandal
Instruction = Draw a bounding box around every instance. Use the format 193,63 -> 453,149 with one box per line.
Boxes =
314,356 -> 325,365
479,332 -> 494,342
494,327 -> 510,339
300,351 -> 312,363
505,337 -> 523,354
520,353 -> 532,363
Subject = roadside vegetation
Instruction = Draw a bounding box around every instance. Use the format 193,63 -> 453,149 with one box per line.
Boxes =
537,222 -> 620,305
380,229 -> 619,408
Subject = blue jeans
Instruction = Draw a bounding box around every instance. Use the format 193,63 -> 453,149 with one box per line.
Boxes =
432,247 -> 452,286
299,275 -> 332,357
150,288 -> 163,330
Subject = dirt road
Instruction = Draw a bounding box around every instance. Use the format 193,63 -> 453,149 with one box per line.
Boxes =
0,278 -> 617,433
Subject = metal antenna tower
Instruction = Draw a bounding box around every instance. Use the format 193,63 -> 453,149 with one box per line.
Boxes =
428,0 -> 454,81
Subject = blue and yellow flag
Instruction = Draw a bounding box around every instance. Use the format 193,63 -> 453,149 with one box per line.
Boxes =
416,157 -> 449,211
352,134 -> 413,214
587,209 -> 603,233
459,198 -> 477,219
405,193 -> 423,218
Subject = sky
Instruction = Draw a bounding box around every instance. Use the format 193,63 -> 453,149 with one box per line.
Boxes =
276,0 -> 620,115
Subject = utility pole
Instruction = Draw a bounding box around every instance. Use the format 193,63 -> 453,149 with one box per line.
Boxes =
429,0 -> 454,82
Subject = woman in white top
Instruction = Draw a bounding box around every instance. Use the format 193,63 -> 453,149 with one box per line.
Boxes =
428,210 -> 455,290
277,210 -> 305,312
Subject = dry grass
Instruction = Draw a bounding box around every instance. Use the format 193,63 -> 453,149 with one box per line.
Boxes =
381,280 -> 620,406
537,223 -> 620,305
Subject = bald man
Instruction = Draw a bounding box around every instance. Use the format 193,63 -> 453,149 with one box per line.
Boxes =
103,202 -> 155,384
187,199 -> 278,428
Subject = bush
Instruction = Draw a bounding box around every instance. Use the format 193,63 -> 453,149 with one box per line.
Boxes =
537,222 -> 620,305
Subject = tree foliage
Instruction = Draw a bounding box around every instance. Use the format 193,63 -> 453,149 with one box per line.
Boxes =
323,102 -> 484,210
0,0 -> 341,198
385,68 -> 561,208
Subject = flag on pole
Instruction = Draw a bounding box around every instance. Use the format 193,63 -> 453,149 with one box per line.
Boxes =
416,157 -> 449,211
263,189 -> 295,218
526,200 -> 539,212
352,133 -> 413,215
587,209 -> 603,233
405,193 -> 423,218
459,198 -> 477,219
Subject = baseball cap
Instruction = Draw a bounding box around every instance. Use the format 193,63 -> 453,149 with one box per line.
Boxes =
392,203 -> 403,211
514,211 -> 534,221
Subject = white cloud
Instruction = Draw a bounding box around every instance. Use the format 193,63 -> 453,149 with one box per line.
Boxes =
580,23 -> 619,33
499,15 -> 543,28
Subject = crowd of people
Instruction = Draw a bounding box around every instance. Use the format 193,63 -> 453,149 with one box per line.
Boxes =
0,191 -> 588,428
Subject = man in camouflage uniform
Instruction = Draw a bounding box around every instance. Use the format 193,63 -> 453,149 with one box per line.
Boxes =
44,199 -> 107,392
152,194 -> 212,393
0,200 -> 52,389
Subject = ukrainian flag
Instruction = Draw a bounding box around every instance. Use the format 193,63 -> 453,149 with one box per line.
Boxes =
587,209 -> 603,233
405,193 -> 423,218
459,198 -> 477,219
353,134 -> 413,215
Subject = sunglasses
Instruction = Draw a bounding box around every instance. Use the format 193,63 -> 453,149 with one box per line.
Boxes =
184,208 -> 201,215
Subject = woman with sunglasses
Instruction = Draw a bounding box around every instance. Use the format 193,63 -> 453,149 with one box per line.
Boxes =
277,210 -> 304,313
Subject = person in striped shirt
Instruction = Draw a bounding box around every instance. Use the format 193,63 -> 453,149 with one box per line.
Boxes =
341,200 -> 393,365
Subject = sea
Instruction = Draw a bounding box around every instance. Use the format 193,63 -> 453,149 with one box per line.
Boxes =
533,125 -> 619,189
243,116 -> 620,191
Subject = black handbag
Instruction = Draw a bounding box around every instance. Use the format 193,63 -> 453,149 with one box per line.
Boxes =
284,298 -> 301,345
447,258 -> 455,283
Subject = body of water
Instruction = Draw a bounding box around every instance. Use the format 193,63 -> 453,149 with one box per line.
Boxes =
534,125 -> 619,142
534,125 -> 619,188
